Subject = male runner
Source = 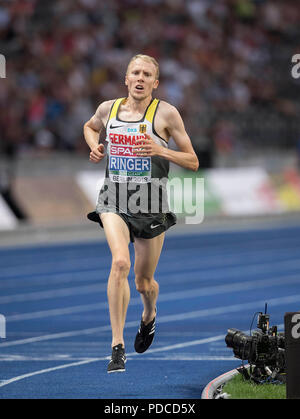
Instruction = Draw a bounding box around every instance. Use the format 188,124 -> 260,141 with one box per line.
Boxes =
83,54 -> 198,373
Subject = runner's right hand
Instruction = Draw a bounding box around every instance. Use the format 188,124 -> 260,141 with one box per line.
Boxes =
89,144 -> 105,163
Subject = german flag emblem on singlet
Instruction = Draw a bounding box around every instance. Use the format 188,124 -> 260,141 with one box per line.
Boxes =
139,124 -> 147,133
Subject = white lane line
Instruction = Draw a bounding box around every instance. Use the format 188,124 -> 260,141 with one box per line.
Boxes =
6,301 -> 109,321
0,334 -> 227,389
0,254 -> 110,278
131,356 -> 236,361
0,322 -> 132,348
0,270 -> 106,290
0,355 -> 93,361
0,358 -> 102,388
2,255 -> 300,305
167,258 -> 300,286
1,234 -> 300,284
0,321 -> 286,389
0,354 -> 235,362
0,283 -> 106,304
5,273 -> 300,322
1,239 -> 300,284
1,294 -> 299,349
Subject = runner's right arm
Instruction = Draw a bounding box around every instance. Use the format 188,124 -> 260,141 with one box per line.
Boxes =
83,100 -> 113,163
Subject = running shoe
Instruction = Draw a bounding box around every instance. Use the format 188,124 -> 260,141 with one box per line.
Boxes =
107,344 -> 126,373
134,310 -> 156,353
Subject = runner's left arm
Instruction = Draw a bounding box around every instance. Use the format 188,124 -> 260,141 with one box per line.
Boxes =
161,105 -> 199,171
133,104 -> 199,171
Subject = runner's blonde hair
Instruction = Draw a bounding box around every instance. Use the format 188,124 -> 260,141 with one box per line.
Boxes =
126,54 -> 160,80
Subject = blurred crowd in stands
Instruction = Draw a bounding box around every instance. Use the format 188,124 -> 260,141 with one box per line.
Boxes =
0,0 -> 300,167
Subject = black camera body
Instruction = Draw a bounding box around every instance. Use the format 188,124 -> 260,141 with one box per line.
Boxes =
225,311 -> 285,382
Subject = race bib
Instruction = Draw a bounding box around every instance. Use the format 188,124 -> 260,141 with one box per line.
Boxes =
108,137 -> 151,183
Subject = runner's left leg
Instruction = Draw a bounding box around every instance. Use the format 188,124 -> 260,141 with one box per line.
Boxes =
133,233 -> 165,324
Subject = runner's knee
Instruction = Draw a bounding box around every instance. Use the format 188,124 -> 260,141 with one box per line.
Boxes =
135,275 -> 156,294
112,257 -> 131,275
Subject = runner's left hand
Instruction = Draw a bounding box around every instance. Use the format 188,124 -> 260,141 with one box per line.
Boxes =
132,134 -> 162,157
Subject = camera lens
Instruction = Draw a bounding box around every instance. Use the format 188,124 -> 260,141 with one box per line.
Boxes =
225,328 -> 254,360
225,328 -> 240,348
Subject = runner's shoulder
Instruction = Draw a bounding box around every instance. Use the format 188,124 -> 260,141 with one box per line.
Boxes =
96,99 -> 115,119
157,100 -> 182,123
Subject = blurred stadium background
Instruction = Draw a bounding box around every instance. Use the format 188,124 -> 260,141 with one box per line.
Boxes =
0,0 -> 300,239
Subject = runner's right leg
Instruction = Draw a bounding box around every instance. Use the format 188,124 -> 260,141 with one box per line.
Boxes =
100,213 -> 131,349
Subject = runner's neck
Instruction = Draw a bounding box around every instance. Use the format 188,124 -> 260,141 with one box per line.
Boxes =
121,96 -> 153,118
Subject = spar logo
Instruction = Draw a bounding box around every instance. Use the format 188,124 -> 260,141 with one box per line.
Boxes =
0,314 -> 6,338
110,145 -> 135,157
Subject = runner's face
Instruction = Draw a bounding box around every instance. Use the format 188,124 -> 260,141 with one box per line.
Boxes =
125,59 -> 159,101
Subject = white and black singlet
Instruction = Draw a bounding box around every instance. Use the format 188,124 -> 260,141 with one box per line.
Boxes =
88,97 -> 176,241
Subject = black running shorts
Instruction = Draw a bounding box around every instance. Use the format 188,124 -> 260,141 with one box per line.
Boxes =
87,211 -> 176,242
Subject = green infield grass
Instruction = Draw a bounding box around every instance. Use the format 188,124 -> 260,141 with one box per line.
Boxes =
222,373 -> 286,399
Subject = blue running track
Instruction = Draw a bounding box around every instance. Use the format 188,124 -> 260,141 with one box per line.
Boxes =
0,224 -> 300,399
